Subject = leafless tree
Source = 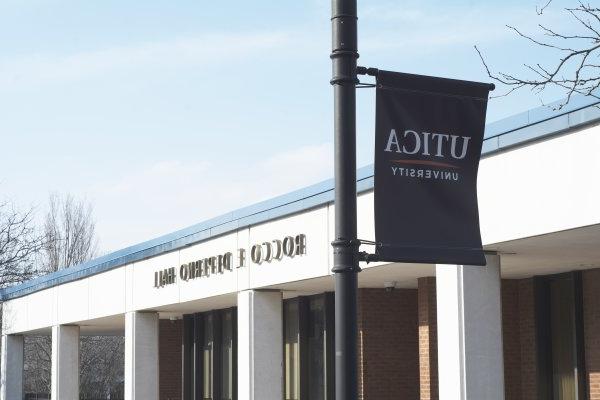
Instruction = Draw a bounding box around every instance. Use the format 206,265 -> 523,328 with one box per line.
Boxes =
42,193 -> 98,272
0,201 -> 44,289
0,200 -> 46,397
79,336 -> 125,400
476,1 -> 600,108
23,335 -> 52,396
23,194 -> 124,400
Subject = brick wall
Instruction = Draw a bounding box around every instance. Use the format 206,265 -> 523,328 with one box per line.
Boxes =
159,319 -> 182,400
517,278 -> 538,400
417,277 -> 438,400
502,279 -> 522,400
504,270 -> 600,400
584,269 -> 600,400
501,278 -> 538,400
416,277 -> 538,400
357,288 -> 419,400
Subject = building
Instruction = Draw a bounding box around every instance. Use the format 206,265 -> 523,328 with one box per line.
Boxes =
2,94 -> 600,400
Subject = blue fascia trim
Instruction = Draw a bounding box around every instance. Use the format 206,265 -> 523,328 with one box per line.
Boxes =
484,94 -> 600,139
3,95 -> 600,301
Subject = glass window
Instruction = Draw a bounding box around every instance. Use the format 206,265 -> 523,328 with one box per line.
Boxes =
550,277 -> 577,400
536,273 -> 587,400
203,313 -> 214,400
308,297 -> 326,400
221,309 -> 234,400
284,300 -> 300,400
183,308 -> 237,400
283,294 -> 334,400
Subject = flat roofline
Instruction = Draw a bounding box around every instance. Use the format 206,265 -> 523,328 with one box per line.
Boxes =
2,94 -> 600,301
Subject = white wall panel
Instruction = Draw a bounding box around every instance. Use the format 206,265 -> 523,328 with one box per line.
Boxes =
125,263 -> 134,312
178,232 -> 239,303
1,298 -> 27,335
248,207 -> 329,288
479,125 -> 600,244
88,266 -> 126,319
26,288 -> 56,332
237,228 -> 251,292
357,191 -> 375,245
130,251 -> 180,310
57,279 -> 89,324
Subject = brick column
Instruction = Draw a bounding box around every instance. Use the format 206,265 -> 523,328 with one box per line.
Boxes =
418,277 -> 438,400
584,269 -> 600,400
357,288 -> 419,400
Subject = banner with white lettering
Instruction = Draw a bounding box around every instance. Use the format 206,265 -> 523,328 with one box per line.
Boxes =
374,70 -> 491,266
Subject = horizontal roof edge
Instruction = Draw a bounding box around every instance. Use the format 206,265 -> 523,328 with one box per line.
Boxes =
2,94 -> 600,301
485,94 -> 600,139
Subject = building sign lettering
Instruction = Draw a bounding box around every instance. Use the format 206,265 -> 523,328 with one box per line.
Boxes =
153,234 -> 306,288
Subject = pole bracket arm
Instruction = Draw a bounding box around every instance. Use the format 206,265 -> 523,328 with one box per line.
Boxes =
356,66 -> 379,76
357,251 -> 381,263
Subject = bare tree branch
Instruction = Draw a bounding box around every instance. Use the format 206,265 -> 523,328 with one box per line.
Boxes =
476,1 -> 600,109
19,194 -> 124,399
0,201 -> 44,288
41,193 -> 98,272
537,0 -> 554,15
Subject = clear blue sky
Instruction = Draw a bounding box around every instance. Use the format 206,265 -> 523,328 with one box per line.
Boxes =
0,0 -> 581,252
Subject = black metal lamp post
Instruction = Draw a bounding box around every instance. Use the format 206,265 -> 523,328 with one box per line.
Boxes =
330,0 -> 360,399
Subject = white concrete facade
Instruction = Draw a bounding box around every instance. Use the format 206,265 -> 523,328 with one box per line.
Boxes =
51,325 -> 80,400
124,311 -> 159,400
0,334 -> 23,400
436,254 -> 505,400
237,290 -> 283,400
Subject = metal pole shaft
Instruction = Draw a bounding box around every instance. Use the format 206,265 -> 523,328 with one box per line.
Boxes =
330,0 -> 359,399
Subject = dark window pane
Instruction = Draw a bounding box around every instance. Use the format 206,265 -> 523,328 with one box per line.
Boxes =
221,310 -> 233,400
550,278 -> 577,400
284,300 -> 300,400
308,297 -> 325,400
203,313 -> 214,400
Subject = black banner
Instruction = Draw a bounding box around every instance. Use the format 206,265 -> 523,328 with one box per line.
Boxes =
374,70 -> 491,266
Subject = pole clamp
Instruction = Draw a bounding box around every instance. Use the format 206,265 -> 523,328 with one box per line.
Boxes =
331,238 -> 361,249
330,51 -> 360,85
331,238 -> 361,273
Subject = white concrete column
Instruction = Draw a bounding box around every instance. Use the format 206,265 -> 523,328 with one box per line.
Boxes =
51,325 -> 80,400
436,253 -> 504,400
0,334 -> 23,400
125,311 -> 159,400
237,290 -> 283,400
